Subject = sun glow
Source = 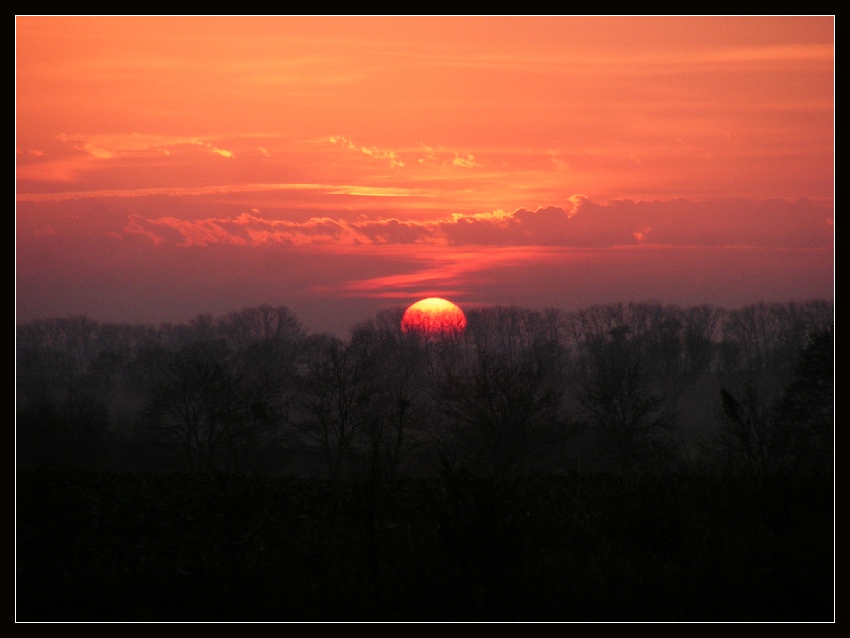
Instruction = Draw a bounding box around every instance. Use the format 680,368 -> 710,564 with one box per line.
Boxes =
401,297 -> 467,337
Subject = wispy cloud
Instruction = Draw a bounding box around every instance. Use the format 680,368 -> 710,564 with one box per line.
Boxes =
703,43 -> 833,64
330,135 -> 404,167
327,246 -> 553,299
418,42 -> 833,75
452,153 -> 478,168
79,144 -> 115,159
330,136 -> 483,171
59,132 -> 199,156
17,133 -> 235,183
17,182 -> 429,202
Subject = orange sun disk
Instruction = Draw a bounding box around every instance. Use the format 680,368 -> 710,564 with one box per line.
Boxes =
401,297 -> 467,337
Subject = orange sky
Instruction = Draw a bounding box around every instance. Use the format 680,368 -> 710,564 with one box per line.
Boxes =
16,16 -> 834,334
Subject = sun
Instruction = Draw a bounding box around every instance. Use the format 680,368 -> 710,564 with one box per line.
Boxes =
401,298 -> 467,337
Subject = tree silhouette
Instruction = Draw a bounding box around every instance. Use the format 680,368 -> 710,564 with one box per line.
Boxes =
429,307 -> 569,477
713,322 -> 833,477
17,321 -> 110,468
293,334 -> 378,480
16,301 -> 833,478
143,340 -> 252,472
348,313 -> 430,480
218,305 -> 304,352
579,325 -> 669,473
715,384 -> 787,476
777,326 -> 834,472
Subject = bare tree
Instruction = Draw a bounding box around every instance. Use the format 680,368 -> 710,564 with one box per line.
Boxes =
293,334 -> 378,480
716,325 -> 835,477
714,384 -> 790,477
17,320 -> 110,468
579,325 -> 669,473
682,304 -> 721,374
777,327 -> 833,473
143,340 -> 250,472
721,301 -> 833,374
428,307 -> 569,477
348,312 -> 431,480
218,305 -> 304,352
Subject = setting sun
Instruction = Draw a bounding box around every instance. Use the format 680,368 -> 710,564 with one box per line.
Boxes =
401,297 -> 467,337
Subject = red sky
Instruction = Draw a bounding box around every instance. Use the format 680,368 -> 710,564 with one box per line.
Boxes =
16,16 -> 834,335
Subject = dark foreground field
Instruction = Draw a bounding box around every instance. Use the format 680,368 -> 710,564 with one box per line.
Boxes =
16,470 -> 833,621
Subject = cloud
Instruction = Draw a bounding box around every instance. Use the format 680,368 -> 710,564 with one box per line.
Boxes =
17,157 -> 91,183
452,153 -> 478,168
59,132 -> 197,156
327,246 -> 546,299
193,140 -> 234,158
330,135 -> 404,167
360,146 -> 402,167
704,43 -> 833,64
119,197 -> 833,251
632,227 -> 652,242
125,212 -> 351,247
332,185 -> 426,197
569,198 -> 833,249
17,133 -> 231,183
79,144 -> 115,159
329,136 -> 481,170
441,206 -> 579,245
17,182 -> 428,202
417,144 -> 480,169
123,211 -> 434,248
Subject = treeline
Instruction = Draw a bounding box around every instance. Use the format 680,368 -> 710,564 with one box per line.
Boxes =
16,301 -> 833,478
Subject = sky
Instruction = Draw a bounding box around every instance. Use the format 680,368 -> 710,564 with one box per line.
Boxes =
16,16 -> 834,336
